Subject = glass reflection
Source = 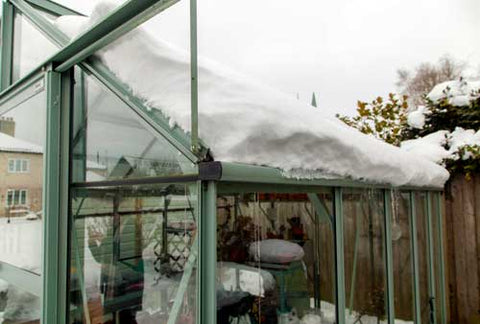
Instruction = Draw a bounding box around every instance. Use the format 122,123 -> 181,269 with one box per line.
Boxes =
343,189 -> 387,324
392,191 -> 414,324
216,191 -> 335,324
69,183 -> 197,324
0,91 -> 46,274
431,193 -> 445,324
12,11 -> 57,82
0,279 -> 40,323
415,192 -> 431,324
71,72 -> 195,183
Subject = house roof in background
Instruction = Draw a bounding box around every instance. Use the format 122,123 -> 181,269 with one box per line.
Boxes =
0,132 -> 43,154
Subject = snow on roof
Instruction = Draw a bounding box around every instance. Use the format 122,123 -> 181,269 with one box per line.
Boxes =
86,160 -> 107,170
0,132 -> 43,154
54,5 -> 449,188
86,170 -> 106,182
428,79 -> 480,106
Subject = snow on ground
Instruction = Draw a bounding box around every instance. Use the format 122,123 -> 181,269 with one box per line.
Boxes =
0,217 -> 42,273
54,4 -> 449,188
401,127 -> 480,164
0,218 -> 42,323
427,79 -> 480,106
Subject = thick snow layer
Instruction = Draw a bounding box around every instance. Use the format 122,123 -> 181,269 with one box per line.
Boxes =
407,106 -> 428,129
401,127 -> 480,163
428,79 -> 480,106
0,133 -> 42,154
54,5 -> 449,188
401,131 -> 451,164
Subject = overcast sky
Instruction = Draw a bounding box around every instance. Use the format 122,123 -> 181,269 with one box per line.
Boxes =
24,0 -> 480,113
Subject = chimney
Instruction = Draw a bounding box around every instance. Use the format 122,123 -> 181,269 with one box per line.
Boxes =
0,117 -> 15,137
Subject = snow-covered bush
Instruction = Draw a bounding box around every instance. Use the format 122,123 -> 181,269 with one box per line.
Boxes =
403,79 -> 480,178
338,79 -> 480,178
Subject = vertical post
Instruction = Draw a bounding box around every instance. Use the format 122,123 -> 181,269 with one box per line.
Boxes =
384,189 -> 395,324
409,191 -> 421,324
198,181 -> 216,324
426,192 -> 437,324
72,68 -> 86,183
57,68 -> 71,324
190,0 -> 199,153
42,66 -> 70,324
435,193 -> 447,324
0,0 -> 14,90
334,187 -> 345,324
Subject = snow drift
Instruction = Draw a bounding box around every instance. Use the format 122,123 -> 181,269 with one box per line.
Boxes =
54,3 -> 449,188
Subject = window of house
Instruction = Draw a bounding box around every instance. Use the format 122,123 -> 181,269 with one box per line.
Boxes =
6,189 -> 27,206
8,158 -> 30,173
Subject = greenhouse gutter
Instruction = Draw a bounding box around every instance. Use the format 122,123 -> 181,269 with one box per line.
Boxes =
199,161 -> 444,191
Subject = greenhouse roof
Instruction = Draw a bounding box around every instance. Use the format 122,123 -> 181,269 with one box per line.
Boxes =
52,3 -> 449,188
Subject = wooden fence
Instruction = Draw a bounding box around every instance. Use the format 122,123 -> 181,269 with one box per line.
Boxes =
444,173 -> 480,324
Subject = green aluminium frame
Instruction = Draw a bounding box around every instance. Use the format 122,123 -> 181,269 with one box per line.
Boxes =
0,1 -> 448,324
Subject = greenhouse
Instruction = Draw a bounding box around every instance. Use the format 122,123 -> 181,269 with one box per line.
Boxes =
0,1 -> 449,324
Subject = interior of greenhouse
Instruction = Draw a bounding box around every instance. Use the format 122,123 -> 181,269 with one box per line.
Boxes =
0,1 -> 448,324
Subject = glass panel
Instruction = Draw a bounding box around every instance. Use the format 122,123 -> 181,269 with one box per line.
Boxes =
0,279 -> 40,323
12,11 -> 57,83
20,190 -> 27,205
391,191 -> 414,324
416,192 -> 431,324
21,160 -> 28,172
8,160 -> 14,172
71,72 -> 195,183
0,90 -> 46,274
216,189 -> 335,324
343,189 -> 387,324
13,191 -> 19,205
65,1 -> 191,170
431,193 -> 444,324
15,159 -> 21,172
69,183 -> 197,324
27,4 -> 60,23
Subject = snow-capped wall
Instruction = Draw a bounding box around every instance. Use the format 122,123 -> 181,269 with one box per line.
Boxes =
54,3 -> 449,188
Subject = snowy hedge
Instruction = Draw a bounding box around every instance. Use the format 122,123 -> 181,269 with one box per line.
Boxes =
402,80 -> 480,178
